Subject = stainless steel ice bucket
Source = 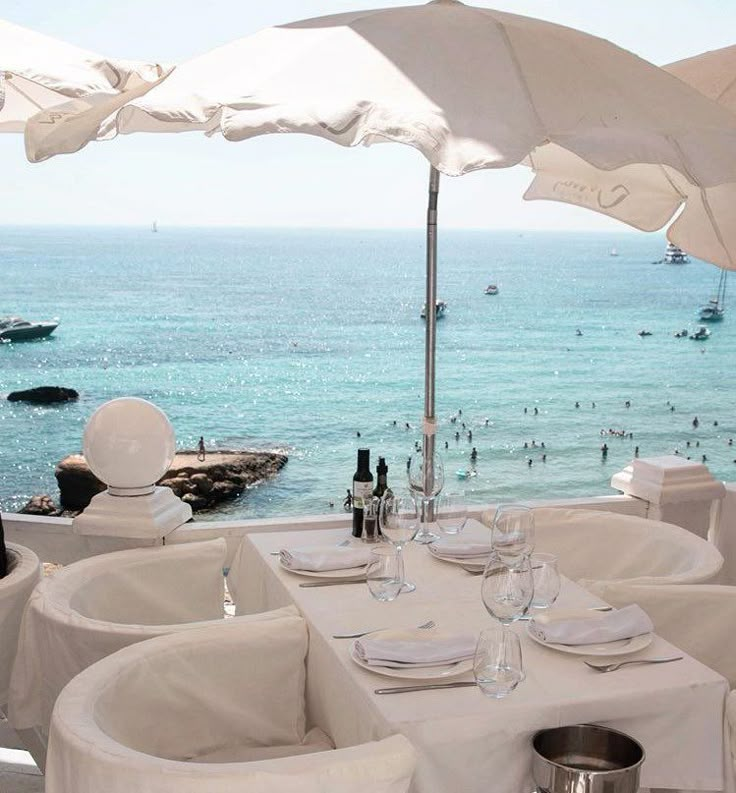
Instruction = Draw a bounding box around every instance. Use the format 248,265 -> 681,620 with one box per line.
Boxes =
532,724 -> 645,793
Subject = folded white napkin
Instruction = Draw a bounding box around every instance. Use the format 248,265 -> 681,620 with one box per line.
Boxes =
529,605 -> 653,646
279,546 -> 373,572
429,540 -> 491,558
355,632 -> 477,668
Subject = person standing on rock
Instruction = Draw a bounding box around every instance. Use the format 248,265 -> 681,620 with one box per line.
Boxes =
197,436 -> 206,462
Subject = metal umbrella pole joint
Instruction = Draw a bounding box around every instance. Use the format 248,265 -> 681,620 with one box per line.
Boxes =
422,166 -> 440,519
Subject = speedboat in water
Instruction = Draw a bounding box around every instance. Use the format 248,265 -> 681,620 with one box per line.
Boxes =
0,316 -> 59,342
484,284 -> 499,295
637,329 -> 653,337
420,300 -> 447,320
690,326 -> 711,341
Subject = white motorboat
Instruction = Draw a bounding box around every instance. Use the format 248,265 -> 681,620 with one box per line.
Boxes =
664,242 -> 689,264
0,316 -> 58,342
484,284 -> 499,295
690,326 -> 711,341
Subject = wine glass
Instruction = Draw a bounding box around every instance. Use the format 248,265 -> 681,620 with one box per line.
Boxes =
473,625 -> 524,699
379,493 -> 419,593
407,450 -> 444,544
491,504 -> 534,562
366,545 -> 404,602
481,554 -> 534,625
436,491 -> 468,535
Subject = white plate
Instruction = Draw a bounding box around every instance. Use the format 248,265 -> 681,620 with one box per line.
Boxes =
278,560 -> 368,579
349,629 -> 474,680
527,626 -> 653,656
427,544 -> 491,567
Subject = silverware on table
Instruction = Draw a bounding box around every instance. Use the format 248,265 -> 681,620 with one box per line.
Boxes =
375,681 -> 477,694
584,656 -> 683,673
333,620 -> 436,639
299,578 -> 367,587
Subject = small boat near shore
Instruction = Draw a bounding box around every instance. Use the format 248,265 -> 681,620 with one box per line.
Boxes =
484,284 -> 499,295
421,300 -> 447,320
637,329 -> 653,337
690,326 -> 711,341
0,316 -> 58,342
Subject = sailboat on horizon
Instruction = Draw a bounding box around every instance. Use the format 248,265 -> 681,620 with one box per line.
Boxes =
699,269 -> 727,322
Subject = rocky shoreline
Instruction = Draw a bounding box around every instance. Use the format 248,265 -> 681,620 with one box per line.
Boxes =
20,449 -> 288,517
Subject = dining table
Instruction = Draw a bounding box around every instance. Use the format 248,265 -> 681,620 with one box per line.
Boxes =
228,521 -> 734,793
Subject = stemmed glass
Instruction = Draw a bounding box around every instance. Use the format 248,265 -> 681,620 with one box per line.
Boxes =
379,494 -> 419,593
407,450 -> 444,544
480,554 -> 534,625
491,504 -> 535,562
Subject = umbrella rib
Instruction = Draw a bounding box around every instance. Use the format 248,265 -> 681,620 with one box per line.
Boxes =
5,75 -> 46,112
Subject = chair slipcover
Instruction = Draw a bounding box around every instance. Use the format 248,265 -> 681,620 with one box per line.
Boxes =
0,543 -> 41,706
9,538 -> 275,751
46,616 -> 416,793
481,508 -> 723,589
588,582 -> 736,689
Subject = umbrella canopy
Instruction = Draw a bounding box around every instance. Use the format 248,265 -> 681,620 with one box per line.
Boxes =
23,1 -> 736,504
0,17 -> 168,138
527,44 -> 736,270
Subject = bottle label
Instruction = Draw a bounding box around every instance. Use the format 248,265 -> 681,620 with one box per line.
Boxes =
353,480 -> 373,509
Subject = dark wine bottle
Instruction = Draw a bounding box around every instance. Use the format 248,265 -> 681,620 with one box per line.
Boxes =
0,510 -> 7,579
373,457 -> 388,499
352,448 -> 373,538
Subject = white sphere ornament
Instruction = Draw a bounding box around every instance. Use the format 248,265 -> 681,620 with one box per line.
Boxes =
83,397 -> 176,496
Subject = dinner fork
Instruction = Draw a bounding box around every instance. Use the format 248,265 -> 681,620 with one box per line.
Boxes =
584,656 -> 683,673
332,620 -> 436,639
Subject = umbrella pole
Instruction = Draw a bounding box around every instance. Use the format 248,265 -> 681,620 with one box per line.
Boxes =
422,166 -> 440,516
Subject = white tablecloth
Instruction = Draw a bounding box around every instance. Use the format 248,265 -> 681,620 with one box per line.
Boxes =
230,523 -> 734,793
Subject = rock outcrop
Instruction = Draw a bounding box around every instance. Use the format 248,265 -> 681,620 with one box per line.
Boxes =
54,450 -> 288,513
19,494 -> 61,516
7,386 -> 79,404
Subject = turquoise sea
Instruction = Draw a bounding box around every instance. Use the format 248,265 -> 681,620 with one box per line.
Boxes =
1,226 -> 734,520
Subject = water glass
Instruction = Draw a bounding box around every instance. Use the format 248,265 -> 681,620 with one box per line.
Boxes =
481,554 -> 534,624
473,625 -> 524,699
366,545 -> 404,602
436,492 -> 468,535
531,553 -> 561,609
492,504 -> 535,561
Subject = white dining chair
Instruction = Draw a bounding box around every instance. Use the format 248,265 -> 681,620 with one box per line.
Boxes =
8,537 -> 285,769
481,508 -> 723,589
588,582 -> 736,688
45,614 -> 416,793
0,543 -> 41,711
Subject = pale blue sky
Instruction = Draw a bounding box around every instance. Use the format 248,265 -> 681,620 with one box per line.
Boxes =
2,1 -> 734,229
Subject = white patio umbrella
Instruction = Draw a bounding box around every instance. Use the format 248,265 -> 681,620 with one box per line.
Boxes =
0,18 -> 168,136
24,1 -> 736,502
527,44 -> 736,271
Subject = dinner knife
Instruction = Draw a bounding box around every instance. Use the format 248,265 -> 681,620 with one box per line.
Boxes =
299,578 -> 367,587
374,681 -> 477,694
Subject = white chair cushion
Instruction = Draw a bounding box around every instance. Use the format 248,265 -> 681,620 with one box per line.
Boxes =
589,582 -> 736,688
10,538 -> 270,739
0,543 -> 41,705
481,508 -> 723,587
46,615 -> 417,793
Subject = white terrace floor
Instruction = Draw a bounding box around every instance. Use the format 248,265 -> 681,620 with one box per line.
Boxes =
0,747 -> 43,792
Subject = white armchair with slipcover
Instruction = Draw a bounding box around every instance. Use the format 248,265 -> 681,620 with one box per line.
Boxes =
0,542 -> 41,710
481,508 -> 723,590
588,582 -> 736,688
45,614 -> 416,793
8,537 -> 267,768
